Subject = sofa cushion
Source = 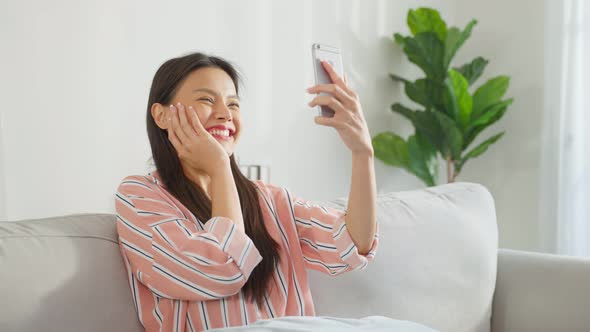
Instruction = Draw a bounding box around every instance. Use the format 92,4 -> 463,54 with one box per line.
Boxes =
0,214 -> 143,332
308,182 -> 498,332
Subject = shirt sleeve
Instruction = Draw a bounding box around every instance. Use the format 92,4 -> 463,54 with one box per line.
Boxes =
115,176 -> 262,301
280,186 -> 379,276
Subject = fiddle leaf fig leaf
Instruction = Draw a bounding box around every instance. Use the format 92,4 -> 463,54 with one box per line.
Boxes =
431,110 -> 464,160
407,7 -> 447,41
408,132 -> 438,186
394,33 -> 406,45
405,78 -> 445,111
470,99 -> 513,129
455,57 -> 489,85
457,132 -> 505,172
402,32 -> 446,80
444,69 -> 472,131
389,74 -> 410,84
444,20 -> 477,68
372,132 -> 410,169
464,98 -> 511,149
472,76 -> 510,120
390,103 -> 417,122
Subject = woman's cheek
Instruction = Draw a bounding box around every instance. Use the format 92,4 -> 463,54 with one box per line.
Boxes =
192,104 -> 209,127
198,113 -> 207,126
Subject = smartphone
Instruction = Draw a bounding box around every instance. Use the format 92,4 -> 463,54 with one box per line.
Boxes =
311,43 -> 344,117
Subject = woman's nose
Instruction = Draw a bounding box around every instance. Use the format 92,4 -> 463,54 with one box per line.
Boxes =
214,104 -> 232,121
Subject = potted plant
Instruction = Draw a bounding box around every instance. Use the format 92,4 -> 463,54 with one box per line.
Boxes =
373,7 -> 512,186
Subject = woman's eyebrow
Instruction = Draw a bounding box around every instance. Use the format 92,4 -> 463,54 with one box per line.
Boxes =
192,88 -> 240,100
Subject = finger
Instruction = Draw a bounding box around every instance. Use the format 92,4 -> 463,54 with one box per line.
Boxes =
177,103 -> 199,142
188,106 -> 206,135
308,83 -> 351,101
314,115 -> 338,127
169,104 -> 190,145
308,95 -> 346,114
321,60 -> 354,96
307,87 -> 352,109
167,114 -> 184,152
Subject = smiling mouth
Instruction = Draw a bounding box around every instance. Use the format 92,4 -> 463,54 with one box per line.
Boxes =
208,129 -> 235,141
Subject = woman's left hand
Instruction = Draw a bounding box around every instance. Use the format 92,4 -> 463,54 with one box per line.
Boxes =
307,61 -> 374,157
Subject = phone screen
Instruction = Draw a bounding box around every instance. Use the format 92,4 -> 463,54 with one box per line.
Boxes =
312,44 -> 344,117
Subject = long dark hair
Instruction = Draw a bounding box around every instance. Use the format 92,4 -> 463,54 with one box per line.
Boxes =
146,52 -> 279,306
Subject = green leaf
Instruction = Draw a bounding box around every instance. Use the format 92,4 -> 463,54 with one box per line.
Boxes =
405,78 -> 444,111
414,110 -> 463,160
390,103 -> 416,122
463,100 -> 511,149
389,74 -> 410,84
463,132 -> 505,159
372,132 -> 410,168
470,98 -> 513,128
410,110 -> 442,149
407,8 -> 447,41
408,132 -> 438,186
455,57 -> 489,86
431,111 -> 464,160
443,70 -> 472,131
472,76 -> 510,120
403,32 -> 446,80
391,105 -> 436,146
394,33 -> 406,45
390,105 -> 463,160
457,132 -> 505,172
444,20 -> 477,68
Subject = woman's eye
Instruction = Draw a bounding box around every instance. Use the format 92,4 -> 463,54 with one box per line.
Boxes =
229,103 -> 240,109
199,97 -> 214,103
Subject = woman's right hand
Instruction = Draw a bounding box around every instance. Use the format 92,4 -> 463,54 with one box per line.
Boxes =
168,102 -> 230,176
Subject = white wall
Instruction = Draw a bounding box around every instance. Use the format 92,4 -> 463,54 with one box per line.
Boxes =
450,0 -> 546,252
0,0 -> 450,220
0,0 -> 548,253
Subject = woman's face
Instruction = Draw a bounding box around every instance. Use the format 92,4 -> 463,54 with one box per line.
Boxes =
153,67 -> 241,156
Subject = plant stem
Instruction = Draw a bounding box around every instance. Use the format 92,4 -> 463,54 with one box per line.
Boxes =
446,157 -> 457,183
446,157 -> 452,183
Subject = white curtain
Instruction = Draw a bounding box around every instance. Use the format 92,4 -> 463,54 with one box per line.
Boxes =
542,0 -> 590,257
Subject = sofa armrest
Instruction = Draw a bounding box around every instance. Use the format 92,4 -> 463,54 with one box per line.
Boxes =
492,249 -> 590,332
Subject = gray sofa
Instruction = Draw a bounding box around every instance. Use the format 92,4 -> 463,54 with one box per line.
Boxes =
1,182 -> 589,332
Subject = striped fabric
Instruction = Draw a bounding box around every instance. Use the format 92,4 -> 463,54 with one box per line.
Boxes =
115,170 -> 379,332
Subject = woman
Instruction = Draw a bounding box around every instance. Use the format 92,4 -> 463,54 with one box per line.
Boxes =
115,52 -> 379,331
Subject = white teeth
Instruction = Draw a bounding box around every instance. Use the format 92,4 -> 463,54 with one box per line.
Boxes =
209,129 -> 231,137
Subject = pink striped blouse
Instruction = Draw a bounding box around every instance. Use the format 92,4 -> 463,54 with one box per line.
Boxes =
114,170 -> 379,331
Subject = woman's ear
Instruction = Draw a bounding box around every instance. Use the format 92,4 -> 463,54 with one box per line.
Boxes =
151,103 -> 169,130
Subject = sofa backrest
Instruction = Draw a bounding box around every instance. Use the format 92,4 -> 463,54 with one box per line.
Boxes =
308,182 -> 498,332
0,214 -> 143,332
